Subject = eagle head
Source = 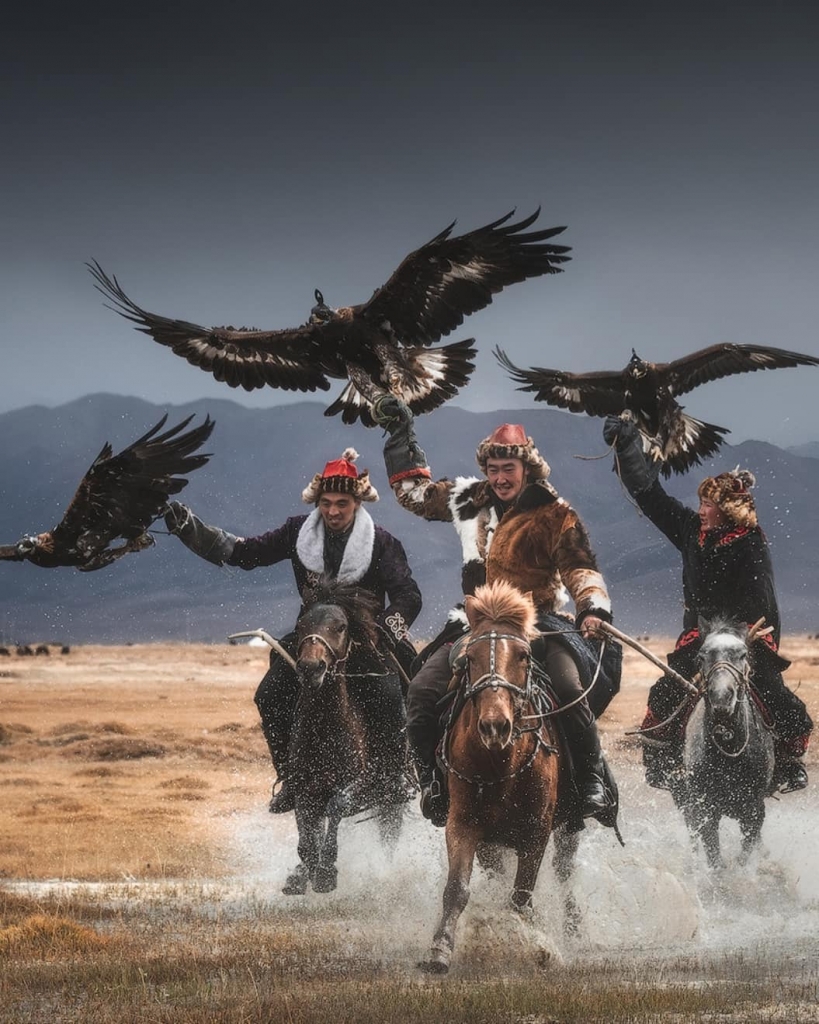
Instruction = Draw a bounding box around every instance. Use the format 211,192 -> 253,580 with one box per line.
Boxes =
309,289 -> 337,325
15,535 -> 39,558
627,349 -> 648,379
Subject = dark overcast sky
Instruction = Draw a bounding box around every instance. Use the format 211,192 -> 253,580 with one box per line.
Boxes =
3,1 -> 818,446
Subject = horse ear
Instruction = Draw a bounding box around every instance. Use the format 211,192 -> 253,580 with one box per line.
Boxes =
464,595 -> 479,629
698,614 -> 711,637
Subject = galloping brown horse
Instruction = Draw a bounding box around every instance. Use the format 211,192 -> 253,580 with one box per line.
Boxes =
425,580 -> 575,973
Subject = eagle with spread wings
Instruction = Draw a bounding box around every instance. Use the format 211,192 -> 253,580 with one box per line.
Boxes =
0,415 -> 214,571
496,344 -> 819,476
89,210 -> 570,426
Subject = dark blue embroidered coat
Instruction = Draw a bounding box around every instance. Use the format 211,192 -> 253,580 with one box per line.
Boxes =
227,511 -> 421,645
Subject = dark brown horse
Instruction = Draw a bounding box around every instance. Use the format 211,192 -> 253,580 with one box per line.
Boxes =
282,580 -> 407,896
424,580 -> 576,973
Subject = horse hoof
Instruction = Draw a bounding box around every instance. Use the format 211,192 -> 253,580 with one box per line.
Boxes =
418,958 -> 449,974
312,865 -> 338,893
282,865 -> 309,896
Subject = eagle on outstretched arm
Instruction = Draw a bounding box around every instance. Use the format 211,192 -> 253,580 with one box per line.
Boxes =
0,414 -> 214,571
496,343 -> 819,476
89,209 -> 570,426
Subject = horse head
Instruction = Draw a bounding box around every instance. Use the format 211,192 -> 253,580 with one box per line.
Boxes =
295,577 -> 381,690
462,582 -> 538,751
697,617 -> 751,725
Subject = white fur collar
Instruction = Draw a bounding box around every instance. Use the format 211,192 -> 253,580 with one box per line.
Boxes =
295,507 -> 375,583
448,476 -> 498,563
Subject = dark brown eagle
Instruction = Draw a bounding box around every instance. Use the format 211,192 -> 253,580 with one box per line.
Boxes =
0,415 -> 214,571
89,210 -> 570,426
496,343 -> 819,476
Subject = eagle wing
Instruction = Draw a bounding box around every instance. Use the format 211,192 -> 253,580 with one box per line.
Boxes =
358,210 -> 571,346
664,343 -> 819,397
52,414 -> 215,553
495,347 -> 628,417
88,262 -> 334,393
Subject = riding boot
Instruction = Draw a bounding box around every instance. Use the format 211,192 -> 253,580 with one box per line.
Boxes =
416,760 -> 448,828
565,710 -> 608,817
771,746 -> 809,794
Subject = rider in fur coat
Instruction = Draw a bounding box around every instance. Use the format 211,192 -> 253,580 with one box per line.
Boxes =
374,397 -> 620,826
603,416 -> 812,793
164,449 -> 422,811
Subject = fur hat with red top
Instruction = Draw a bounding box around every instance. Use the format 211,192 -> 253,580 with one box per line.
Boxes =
475,423 -> 551,481
301,448 -> 379,504
697,468 -> 757,528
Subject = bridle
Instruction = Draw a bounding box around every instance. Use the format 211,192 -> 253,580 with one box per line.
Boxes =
702,656 -> 752,758
439,630 -> 557,789
296,631 -> 349,675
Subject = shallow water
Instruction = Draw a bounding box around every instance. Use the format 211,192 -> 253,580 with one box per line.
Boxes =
10,760 -> 819,977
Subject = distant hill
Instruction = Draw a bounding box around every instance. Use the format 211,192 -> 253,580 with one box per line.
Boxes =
1,394 -> 818,644
789,441 -> 819,460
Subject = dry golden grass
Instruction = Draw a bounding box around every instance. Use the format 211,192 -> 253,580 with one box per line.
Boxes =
0,643 -> 272,880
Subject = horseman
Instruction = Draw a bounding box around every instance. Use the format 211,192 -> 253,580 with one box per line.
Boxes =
164,448 -> 422,811
373,397 -> 621,826
603,416 -> 813,793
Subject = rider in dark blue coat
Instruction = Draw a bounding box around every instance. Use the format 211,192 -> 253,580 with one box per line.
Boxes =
164,449 -> 422,811
604,417 -> 812,794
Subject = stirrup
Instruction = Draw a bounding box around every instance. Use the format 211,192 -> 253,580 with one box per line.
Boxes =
419,776 -> 448,827
268,778 -> 294,814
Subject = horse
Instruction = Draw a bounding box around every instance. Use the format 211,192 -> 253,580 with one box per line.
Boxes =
282,580 -> 408,896
673,617 -> 776,869
424,580 -> 578,974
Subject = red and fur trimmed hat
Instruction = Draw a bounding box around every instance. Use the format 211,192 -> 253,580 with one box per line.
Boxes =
476,424 -> 551,481
697,468 -> 757,528
301,448 -> 379,504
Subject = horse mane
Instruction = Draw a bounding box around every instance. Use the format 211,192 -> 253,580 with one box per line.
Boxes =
699,616 -> 747,643
302,576 -> 381,647
467,580 -> 538,639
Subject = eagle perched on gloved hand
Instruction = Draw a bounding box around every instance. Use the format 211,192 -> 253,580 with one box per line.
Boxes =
89,209 -> 570,426
0,414 -> 214,571
496,343 -> 819,476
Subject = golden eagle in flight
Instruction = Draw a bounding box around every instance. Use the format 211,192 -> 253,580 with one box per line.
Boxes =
0,415 -> 214,571
89,210 -> 570,426
496,343 -> 819,476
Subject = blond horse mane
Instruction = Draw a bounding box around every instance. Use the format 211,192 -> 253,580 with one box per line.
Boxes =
465,580 -> 538,639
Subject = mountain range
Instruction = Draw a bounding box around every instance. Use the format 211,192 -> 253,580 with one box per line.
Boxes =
1,394 -> 818,645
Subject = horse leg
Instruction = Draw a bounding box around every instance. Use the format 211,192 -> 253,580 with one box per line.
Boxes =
376,800 -> 405,854
553,825 -> 581,937
738,802 -> 766,865
313,798 -> 343,893
282,800 -> 323,895
476,841 -> 506,879
422,825 -> 480,975
697,813 -> 723,871
511,834 -> 549,921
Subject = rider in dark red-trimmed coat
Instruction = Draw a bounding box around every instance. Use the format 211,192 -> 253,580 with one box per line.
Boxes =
164,449 -> 422,811
603,416 -> 812,793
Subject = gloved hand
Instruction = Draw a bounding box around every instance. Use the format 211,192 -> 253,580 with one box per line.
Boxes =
603,414 -> 659,495
164,502 -> 237,565
375,398 -> 431,484
164,500 -> 191,535
603,415 -> 641,451
372,395 -> 413,433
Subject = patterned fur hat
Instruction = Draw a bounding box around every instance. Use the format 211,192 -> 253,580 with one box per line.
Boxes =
697,468 -> 758,528
301,448 -> 379,504
476,424 -> 551,482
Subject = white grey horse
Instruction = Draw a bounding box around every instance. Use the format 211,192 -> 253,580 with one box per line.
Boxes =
675,618 -> 776,869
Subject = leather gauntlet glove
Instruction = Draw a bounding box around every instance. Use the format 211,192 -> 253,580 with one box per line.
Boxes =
164,501 -> 237,565
603,415 -> 660,495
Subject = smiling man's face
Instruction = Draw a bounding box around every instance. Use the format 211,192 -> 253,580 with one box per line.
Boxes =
485,457 -> 525,503
318,493 -> 359,532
